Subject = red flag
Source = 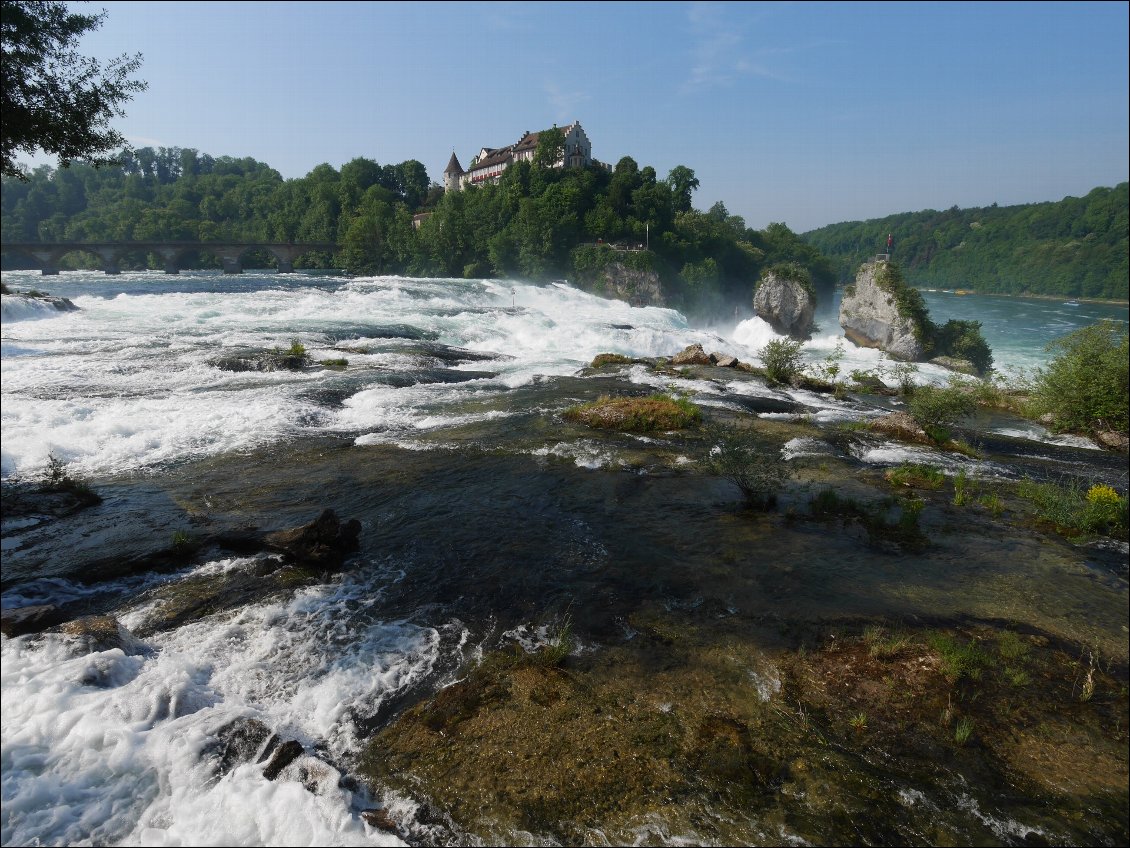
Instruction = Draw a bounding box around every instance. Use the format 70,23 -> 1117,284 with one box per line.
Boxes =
887,233 -> 893,249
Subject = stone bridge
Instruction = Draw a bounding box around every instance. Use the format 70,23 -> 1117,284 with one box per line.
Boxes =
0,241 -> 340,275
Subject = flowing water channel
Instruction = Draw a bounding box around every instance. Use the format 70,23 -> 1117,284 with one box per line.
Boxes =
2,270 -> 1127,846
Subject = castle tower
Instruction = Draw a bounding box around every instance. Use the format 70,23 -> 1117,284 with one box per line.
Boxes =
444,152 -> 465,192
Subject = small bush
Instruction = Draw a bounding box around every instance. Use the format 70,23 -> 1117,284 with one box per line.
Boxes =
908,384 -> 977,436
40,455 -> 102,506
929,633 -> 991,683
1017,477 -> 1128,539
952,471 -> 975,506
954,717 -> 975,745
885,463 -> 945,490
934,319 -> 993,375
808,341 -> 846,384
703,423 -> 793,509
287,340 -> 308,359
759,338 -> 805,384
1031,320 -> 1128,435
885,360 -> 920,395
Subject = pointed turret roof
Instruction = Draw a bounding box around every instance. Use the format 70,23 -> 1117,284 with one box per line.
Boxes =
445,152 -> 464,175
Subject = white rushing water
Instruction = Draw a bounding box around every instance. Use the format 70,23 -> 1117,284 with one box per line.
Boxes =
1,560 -> 459,847
5,269 -> 1093,482
1,270 -> 1121,846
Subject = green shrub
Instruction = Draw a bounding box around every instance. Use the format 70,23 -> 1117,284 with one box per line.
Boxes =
703,423 -> 793,509
1016,477 -> 1128,539
952,470 -> 975,506
954,717 -> 975,745
886,360 -> 920,395
287,339 -> 307,359
908,384 -> 977,436
935,319 -> 994,374
761,261 -> 815,298
40,454 -> 102,506
1031,320 -> 1128,435
885,463 -> 945,489
873,262 -> 932,344
928,633 -> 992,682
759,338 -> 805,384
808,341 -> 845,383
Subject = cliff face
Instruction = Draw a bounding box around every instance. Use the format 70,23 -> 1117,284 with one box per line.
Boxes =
753,273 -> 815,340
839,261 -> 924,361
575,262 -> 665,307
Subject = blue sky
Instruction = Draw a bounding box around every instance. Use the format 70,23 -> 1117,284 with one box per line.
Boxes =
19,0 -> 1130,232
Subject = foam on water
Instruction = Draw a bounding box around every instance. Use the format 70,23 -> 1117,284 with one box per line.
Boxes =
0,294 -> 72,322
5,271 -> 1116,481
1,563 -> 446,846
1,273 -> 714,480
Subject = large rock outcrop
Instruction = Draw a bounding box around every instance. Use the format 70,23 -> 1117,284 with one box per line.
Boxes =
575,262 -> 665,307
754,273 -> 815,340
839,261 -> 924,361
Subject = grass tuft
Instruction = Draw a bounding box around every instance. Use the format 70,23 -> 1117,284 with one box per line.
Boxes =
564,393 -> 702,432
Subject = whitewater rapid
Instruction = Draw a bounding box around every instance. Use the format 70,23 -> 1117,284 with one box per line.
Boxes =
0,271 -> 967,482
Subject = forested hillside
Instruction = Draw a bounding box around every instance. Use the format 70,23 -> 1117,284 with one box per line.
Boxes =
1,142 -> 833,314
802,185 -> 1128,300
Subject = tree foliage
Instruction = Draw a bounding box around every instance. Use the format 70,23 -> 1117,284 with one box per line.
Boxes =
1031,320 -> 1129,435
1,0 -> 146,179
803,186 -> 1129,300
0,146 -> 839,315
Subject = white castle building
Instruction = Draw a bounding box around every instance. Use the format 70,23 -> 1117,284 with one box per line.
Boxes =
444,121 -> 602,191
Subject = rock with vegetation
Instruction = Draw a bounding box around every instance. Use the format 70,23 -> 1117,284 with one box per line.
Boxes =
929,355 -> 979,376
563,393 -> 701,432
868,411 -> 929,443
839,260 -> 926,361
569,254 -> 664,309
840,261 -> 993,374
753,263 -> 816,340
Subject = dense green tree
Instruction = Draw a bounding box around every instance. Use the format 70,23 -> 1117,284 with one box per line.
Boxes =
803,185 -> 1128,300
1032,320 -> 1129,435
0,143 -> 844,313
1,1 -> 147,178
666,165 -> 699,213
532,127 -> 565,170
